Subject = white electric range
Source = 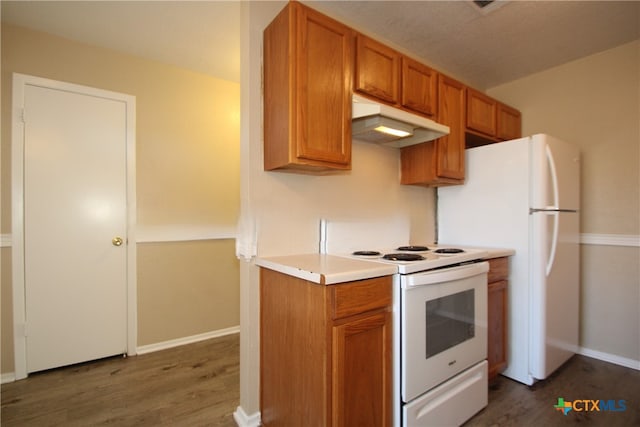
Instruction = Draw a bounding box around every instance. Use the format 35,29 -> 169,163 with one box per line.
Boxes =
341,244 -> 487,274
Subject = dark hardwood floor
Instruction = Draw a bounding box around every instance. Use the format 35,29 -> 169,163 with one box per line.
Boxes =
3,334 -> 638,427
465,355 -> 640,427
1,333 -> 239,427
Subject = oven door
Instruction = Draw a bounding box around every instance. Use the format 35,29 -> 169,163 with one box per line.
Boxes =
401,262 -> 488,402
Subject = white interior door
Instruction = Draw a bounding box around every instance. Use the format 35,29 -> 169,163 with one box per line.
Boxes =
13,75 -> 136,375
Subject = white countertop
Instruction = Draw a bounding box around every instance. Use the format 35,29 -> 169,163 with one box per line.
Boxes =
256,247 -> 514,285
255,253 -> 397,285
482,247 -> 516,259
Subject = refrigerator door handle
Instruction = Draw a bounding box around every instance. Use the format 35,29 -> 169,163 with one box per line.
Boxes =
546,144 -> 559,209
529,208 -> 578,214
547,211 -> 559,276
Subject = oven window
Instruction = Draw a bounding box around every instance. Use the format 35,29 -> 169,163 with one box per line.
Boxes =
425,289 -> 475,359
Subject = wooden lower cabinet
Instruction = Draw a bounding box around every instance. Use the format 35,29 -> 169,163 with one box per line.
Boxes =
487,257 -> 509,381
260,268 -> 392,427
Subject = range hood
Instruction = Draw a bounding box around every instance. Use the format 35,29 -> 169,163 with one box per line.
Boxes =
352,94 -> 450,147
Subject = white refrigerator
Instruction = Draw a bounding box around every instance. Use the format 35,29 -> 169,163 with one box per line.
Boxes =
437,133 -> 580,385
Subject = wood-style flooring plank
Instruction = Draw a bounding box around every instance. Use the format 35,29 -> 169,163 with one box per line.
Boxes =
1,334 -> 239,427
4,334 -> 638,427
465,354 -> 640,426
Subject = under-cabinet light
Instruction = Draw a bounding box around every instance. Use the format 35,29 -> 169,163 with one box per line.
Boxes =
374,125 -> 412,138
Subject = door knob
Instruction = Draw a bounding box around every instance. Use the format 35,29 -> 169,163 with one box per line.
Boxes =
112,236 -> 124,247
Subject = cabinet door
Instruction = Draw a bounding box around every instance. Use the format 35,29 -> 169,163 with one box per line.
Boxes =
497,102 -> 522,141
264,2 -> 353,171
401,57 -> 437,117
296,5 -> 353,166
466,88 -> 497,136
332,310 -> 392,427
399,74 -> 465,185
260,268 -> 330,427
355,34 -> 400,104
488,279 -> 508,380
435,74 -> 465,180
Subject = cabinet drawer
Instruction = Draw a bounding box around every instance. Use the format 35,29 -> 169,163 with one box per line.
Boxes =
487,257 -> 509,283
331,276 -> 392,320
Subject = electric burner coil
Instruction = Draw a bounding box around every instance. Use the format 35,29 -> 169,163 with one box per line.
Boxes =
434,248 -> 465,254
397,245 -> 430,252
383,253 -> 425,261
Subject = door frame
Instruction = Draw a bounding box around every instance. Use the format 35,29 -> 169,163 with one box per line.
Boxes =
11,73 -> 137,379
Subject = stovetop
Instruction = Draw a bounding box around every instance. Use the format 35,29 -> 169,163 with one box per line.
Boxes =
339,245 -> 488,274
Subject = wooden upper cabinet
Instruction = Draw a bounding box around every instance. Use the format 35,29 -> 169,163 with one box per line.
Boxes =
400,74 -> 465,186
355,34 -> 400,104
401,57 -> 438,117
355,34 -> 438,119
263,2 -> 354,171
466,87 -> 522,146
497,103 -> 522,141
436,75 -> 466,181
264,2 -> 523,174
466,87 -> 497,137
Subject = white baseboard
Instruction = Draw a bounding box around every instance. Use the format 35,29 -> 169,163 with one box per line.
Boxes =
578,347 -> 640,371
136,326 -> 240,355
1,372 -> 16,384
233,406 -> 261,427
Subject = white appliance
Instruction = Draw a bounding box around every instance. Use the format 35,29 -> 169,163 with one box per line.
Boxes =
437,133 -> 581,386
399,261 -> 489,427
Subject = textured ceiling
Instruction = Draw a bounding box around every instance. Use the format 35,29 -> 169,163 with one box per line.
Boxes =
313,0 -> 640,89
2,1 -> 639,89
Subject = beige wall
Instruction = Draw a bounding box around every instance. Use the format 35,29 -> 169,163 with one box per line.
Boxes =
137,240 -> 239,346
488,40 -> 640,362
1,24 -> 240,374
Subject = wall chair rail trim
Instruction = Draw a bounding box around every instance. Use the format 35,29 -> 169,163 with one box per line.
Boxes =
4,233 -> 637,247
1,234 -> 12,247
579,233 -> 640,247
135,225 -> 237,243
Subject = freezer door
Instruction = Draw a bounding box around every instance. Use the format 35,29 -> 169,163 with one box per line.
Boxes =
530,134 -> 580,211
529,209 -> 580,380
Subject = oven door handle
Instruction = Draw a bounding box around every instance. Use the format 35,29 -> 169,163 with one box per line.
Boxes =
402,261 -> 489,288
